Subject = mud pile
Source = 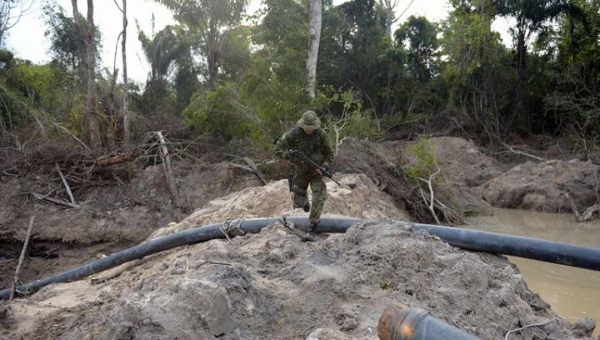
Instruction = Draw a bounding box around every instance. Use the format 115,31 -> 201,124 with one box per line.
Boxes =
476,159 -> 600,212
400,137 -> 500,215
151,173 -> 410,238
2,222 -> 594,340
0,160 -> 261,289
1,173 -> 596,340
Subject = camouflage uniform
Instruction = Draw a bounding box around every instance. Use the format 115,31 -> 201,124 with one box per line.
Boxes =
274,111 -> 334,227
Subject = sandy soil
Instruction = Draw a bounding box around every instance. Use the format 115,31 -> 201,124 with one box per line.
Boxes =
1,173 -> 596,340
1,137 -> 599,340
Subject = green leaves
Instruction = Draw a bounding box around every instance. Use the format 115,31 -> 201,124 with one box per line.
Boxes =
395,16 -> 438,81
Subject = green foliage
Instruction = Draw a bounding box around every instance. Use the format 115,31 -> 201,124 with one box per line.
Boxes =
153,0 -> 248,90
182,83 -> 262,141
395,16 -> 439,81
3,0 -> 600,148
0,48 -> 86,133
254,0 -> 308,86
404,136 -> 439,185
440,0 -> 513,138
318,0 -> 392,114
43,3 -> 101,82
316,88 -> 381,142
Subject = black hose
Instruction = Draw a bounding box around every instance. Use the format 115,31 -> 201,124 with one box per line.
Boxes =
2,217 -> 600,300
0,217 -> 358,300
413,223 -> 600,271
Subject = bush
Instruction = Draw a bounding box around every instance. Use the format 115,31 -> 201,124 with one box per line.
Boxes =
404,136 -> 439,185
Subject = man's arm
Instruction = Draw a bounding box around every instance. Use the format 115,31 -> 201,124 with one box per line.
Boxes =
273,130 -> 295,160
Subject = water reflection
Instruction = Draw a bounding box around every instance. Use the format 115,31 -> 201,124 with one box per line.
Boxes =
466,208 -> 600,335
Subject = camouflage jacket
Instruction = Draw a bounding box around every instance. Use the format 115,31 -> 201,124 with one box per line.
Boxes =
274,126 -> 334,169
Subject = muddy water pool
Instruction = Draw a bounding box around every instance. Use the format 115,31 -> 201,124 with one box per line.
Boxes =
467,208 -> 600,335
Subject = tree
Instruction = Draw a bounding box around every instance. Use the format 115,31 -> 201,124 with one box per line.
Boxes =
71,0 -> 101,149
114,0 -> 130,147
441,0 -> 513,138
153,0 -> 248,91
43,4 -> 88,81
317,0 -> 390,113
379,0 -> 415,37
544,0 -> 600,143
493,0 -> 585,125
0,0 -> 33,47
137,22 -> 196,115
306,0 -> 322,99
395,16 -> 438,82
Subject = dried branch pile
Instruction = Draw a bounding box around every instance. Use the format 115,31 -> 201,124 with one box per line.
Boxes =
335,138 -> 433,223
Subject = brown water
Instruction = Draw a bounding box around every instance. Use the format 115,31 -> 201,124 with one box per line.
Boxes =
466,208 -> 600,335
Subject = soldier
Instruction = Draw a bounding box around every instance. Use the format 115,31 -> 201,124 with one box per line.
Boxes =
274,110 -> 335,242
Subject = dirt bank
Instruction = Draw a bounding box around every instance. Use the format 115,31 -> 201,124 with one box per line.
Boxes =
1,172 -> 597,340
1,136 -> 599,340
1,222 -> 595,340
399,137 -> 600,215
0,160 -> 262,290
476,159 -> 600,213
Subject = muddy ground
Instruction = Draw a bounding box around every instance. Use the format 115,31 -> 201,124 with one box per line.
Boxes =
1,136 -> 599,339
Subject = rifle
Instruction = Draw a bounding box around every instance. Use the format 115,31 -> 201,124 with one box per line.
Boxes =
275,136 -> 341,186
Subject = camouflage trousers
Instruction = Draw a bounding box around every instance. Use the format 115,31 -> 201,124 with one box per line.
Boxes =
291,168 -> 328,225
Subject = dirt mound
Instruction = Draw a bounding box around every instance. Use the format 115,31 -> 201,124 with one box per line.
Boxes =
334,138 -> 438,223
150,173 -> 411,238
476,159 -> 600,212
3,222 -> 594,340
400,137 -> 501,216
426,137 -> 504,188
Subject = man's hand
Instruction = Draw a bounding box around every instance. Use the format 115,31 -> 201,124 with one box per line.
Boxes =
286,152 -> 300,165
315,168 -> 323,175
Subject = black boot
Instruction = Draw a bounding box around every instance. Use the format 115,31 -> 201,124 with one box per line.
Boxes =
303,202 -> 311,213
303,223 -> 317,242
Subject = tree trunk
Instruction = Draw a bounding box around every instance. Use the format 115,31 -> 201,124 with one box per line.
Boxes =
512,23 -> 527,129
71,0 -> 101,149
121,0 -> 130,148
306,0 -> 322,100
207,48 -> 217,91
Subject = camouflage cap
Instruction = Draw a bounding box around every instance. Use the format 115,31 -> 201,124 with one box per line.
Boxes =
297,110 -> 321,130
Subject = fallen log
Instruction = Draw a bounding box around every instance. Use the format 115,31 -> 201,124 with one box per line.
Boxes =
97,150 -> 138,167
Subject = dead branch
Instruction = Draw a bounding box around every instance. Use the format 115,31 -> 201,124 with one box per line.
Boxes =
433,197 -> 463,225
226,163 -> 254,173
505,318 -> 557,340
32,192 -> 80,209
502,143 -> 546,162
55,163 -> 77,205
52,123 -> 91,151
194,261 -> 232,269
155,131 -> 179,205
90,259 -> 144,284
566,192 -> 600,222
11,216 -> 35,300
97,150 -> 138,167
418,167 -> 442,225
578,204 -> 600,222
242,157 -> 267,185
